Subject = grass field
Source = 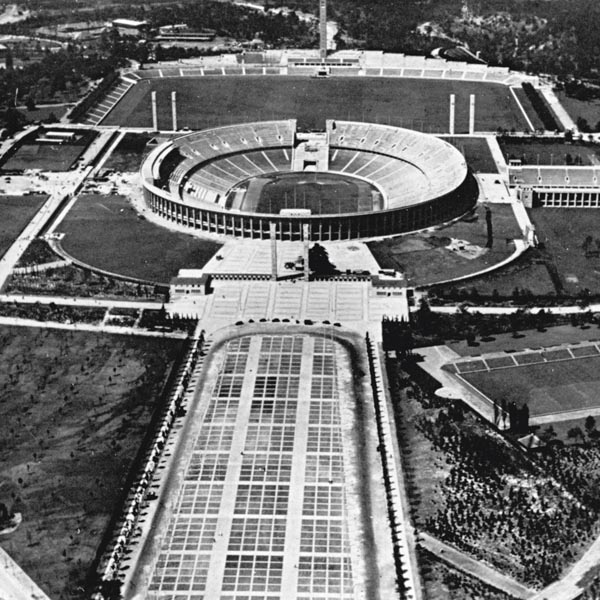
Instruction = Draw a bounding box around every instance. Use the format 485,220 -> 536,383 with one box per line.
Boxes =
432,248 -> 557,297
438,207 -> 600,297
237,171 -> 377,214
461,354 -> 600,417
1,131 -> 96,172
102,132 -> 153,172
368,203 -> 523,285
0,195 -> 46,258
101,76 -> 529,133
58,194 -> 222,283
531,208 -> 600,294
556,91 -> 600,130
443,136 -> 498,173
0,325 -> 184,599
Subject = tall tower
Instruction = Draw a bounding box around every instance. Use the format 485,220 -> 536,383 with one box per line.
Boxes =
319,0 -> 327,60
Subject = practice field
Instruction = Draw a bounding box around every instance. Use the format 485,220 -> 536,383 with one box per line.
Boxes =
101,76 -> 529,133
0,325 -> 184,599
232,171 -> 379,214
58,194 -> 222,283
0,130 -> 96,172
459,352 -> 600,418
0,195 -> 46,258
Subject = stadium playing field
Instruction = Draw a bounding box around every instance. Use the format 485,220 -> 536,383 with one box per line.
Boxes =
230,171 -> 379,214
460,352 -> 600,417
102,76 -> 529,133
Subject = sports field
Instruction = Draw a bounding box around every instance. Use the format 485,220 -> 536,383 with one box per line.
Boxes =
101,76 -> 529,133
235,172 -> 378,214
58,194 -> 222,283
460,352 -> 600,417
0,131 -> 96,172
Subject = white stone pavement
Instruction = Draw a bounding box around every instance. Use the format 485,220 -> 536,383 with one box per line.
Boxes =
0,545 -> 51,600
171,278 -> 409,330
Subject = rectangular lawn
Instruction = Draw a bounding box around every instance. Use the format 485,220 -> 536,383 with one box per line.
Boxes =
0,195 -> 46,258
1,131 -> 96,172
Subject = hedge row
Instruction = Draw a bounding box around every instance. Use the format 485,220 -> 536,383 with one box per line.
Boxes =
522,82 -> 561,131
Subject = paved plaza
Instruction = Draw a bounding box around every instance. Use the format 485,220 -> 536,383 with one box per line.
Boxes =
135,333 -> 389,599
202,241 -> 381,278
173,280 -> 407,329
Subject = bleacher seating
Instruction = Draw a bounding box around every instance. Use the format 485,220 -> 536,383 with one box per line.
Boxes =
164,119 -> 467,212
171,123 -> 295,205
326,120 -> 467,207
511,167 -> 600,188
81,77 -> 134,125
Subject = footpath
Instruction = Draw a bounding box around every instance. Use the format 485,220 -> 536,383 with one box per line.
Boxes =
419,532 -> 535,599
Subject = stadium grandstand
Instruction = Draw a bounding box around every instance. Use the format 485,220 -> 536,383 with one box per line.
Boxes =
141,120 -> 476,241
509,164 -> 600,207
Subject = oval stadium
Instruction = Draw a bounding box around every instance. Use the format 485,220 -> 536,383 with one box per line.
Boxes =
141,119 -> 478,240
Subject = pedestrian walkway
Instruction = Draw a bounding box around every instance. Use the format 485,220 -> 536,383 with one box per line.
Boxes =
0,545 -> 52,600
416,345 -> 499,425
171,279 -> 408,329
419,532 -> 535,599
531,528 -> 600,600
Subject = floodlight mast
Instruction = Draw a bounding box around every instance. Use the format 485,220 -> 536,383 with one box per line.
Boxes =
319,0 -> 327,59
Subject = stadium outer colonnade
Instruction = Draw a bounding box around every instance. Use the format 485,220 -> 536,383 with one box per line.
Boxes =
141,120 -> 478,241
143,176 -> 476,241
